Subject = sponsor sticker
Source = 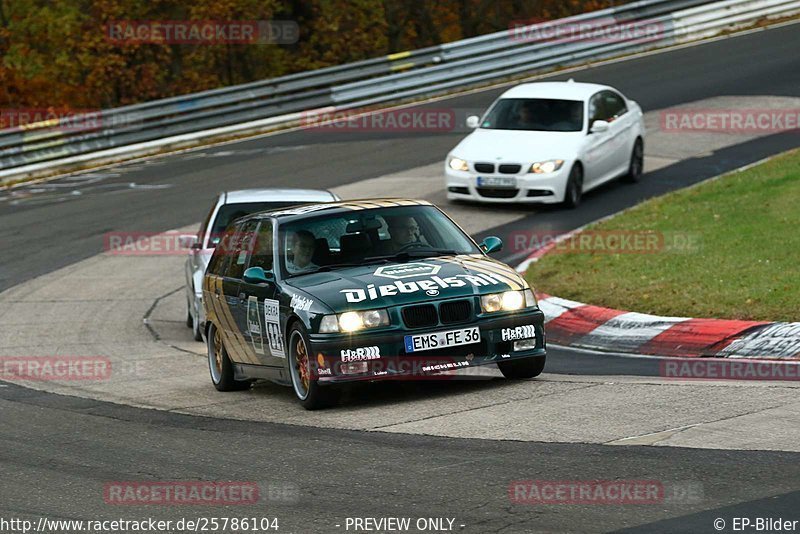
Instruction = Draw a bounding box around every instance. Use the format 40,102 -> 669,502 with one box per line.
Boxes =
264,299 -> 285,358
340,346 -> 381,362
341,273 -> 504,303
247,296 -> 265,355
290,294 -> 313,312
501,325 -> 537,342
374,262 -> 441,279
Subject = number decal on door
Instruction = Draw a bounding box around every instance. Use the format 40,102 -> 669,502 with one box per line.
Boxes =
264,298 -> 285,358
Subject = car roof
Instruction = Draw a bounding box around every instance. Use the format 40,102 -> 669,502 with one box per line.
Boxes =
222,188 -> 337,204
499,81 -> 615,101
242,198 -> 435,222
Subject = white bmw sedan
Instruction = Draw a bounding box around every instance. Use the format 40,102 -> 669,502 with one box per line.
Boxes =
445,81 -> 644,207
183,188 -> 339,341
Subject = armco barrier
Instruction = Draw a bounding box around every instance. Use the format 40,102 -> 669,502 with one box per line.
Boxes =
1,0 -> 798,182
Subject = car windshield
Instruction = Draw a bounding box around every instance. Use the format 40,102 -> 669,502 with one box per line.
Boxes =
278,205 -> 480,278
209,202 -> 301,242
480,98 -> 584,132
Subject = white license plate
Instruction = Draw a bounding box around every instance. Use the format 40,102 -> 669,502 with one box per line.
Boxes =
477,176 -> 516,188
404,327 -> 480,353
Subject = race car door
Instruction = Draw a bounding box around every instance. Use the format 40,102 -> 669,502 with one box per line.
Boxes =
218,219 -> 261,366
239,219 -> 285,368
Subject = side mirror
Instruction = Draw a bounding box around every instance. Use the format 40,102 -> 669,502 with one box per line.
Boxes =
479,236 -> 503,254
466,115 -> 480,128
243,266 -> 274,285
179,235 -> 198,249
590,120 -> 609,133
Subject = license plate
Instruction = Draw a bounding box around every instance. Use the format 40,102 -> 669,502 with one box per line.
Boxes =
477,176 -> 516,188
404,326 -> 480,353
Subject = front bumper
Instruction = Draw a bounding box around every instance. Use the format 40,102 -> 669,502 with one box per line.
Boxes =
308,309 -> 546,384
445,165 -> 569,204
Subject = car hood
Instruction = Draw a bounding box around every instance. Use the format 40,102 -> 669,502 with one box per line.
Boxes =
285,254 -> 529,312
452,128 -> 584,162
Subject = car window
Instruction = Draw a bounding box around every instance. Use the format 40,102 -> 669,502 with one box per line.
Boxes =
589,91 -> 627,125
248,220 -> 275,272
588,92 -> 606,125
602,91 -> 627,121
480,98 -> 583,132
223,220 -> 258,280
198,196 -> 218,246
210,201 -> 299,243
207,224 -> 237,276
278,205 -> 480,278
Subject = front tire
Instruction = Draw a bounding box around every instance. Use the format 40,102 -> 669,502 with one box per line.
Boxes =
185,299 -> 193,328
622,138 -> 644,183
288,323 -> 339,410
207,323 -> 250,392
190,294 -> 203,342
562,164 -> 583,209
498,356 -> 546,379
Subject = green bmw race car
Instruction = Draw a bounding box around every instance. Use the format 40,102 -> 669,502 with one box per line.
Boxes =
202,198 -> 546,409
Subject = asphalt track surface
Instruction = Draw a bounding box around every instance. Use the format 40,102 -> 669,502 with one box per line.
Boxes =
2,23 -> 800,533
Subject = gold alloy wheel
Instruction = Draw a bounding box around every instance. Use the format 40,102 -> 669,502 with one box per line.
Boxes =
213,327 -> 223,377
295,334 -> 310,394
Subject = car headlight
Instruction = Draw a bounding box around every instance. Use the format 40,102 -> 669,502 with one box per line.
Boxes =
319,309 -> 390,333
530,160 -> 564,174
448,156 -> 469,171
481,289 -> 537,313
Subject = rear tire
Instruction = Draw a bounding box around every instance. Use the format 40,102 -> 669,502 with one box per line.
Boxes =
622,138 -> 644,183
498,356 -> 546,379
207,323 -> 250,392
561,164 -> 583,209
288,323 -> 339,410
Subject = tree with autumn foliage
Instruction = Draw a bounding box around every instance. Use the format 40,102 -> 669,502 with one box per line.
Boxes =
0,0 -> 628,111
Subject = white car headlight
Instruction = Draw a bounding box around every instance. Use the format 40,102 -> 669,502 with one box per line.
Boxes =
530,160 -> 564,174
448,156 -> 469,172
319,309 -> 390,333
481,290 -> 536,313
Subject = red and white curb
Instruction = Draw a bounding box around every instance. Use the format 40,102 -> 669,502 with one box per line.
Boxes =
516,232 -> 800,359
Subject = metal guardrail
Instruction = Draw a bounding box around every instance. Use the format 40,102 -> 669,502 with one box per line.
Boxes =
1,0 -> 798,181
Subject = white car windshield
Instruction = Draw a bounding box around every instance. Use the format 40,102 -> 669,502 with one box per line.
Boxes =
480,98 -> 584,132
